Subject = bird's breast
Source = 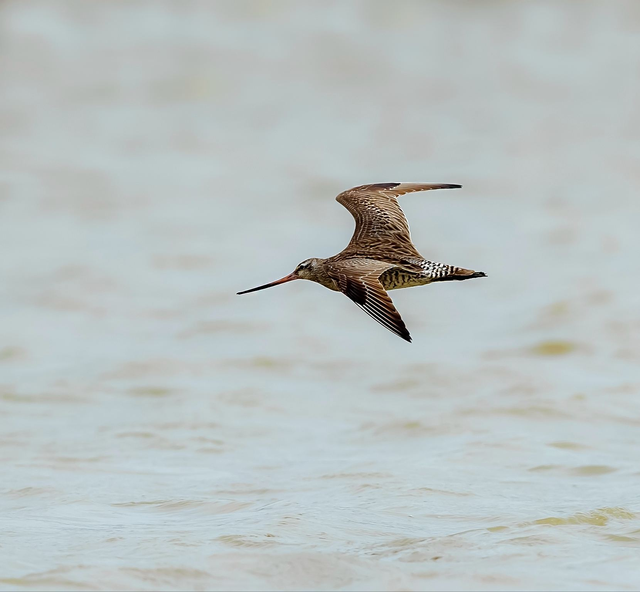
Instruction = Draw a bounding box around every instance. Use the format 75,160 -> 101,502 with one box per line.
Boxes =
313,275 -> 341,291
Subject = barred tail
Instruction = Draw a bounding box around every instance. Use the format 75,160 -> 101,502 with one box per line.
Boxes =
433,266 -> 487,282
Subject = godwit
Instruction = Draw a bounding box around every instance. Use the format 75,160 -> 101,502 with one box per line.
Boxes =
238,183 -> 486,342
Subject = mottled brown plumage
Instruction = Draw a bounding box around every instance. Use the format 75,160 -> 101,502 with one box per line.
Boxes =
238,183 -> 486,342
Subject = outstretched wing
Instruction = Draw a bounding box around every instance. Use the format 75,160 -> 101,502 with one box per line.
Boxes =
335,182 -> 461,260
326,258 -> 411,342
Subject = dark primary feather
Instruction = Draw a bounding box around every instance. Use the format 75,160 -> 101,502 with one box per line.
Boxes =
326,258 -> 411,343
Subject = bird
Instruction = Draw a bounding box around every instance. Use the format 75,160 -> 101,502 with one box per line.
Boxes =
237,183 -> 486,342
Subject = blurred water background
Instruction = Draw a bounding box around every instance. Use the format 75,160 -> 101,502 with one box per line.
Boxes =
1,1 -> 640,590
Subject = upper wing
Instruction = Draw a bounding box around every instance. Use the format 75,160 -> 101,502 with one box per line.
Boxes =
326,258 -> 412,342
335,182 -> 461,260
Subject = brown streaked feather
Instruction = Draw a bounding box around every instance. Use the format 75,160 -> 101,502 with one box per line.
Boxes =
333,182 -> 461,263
326,258 -> 411,342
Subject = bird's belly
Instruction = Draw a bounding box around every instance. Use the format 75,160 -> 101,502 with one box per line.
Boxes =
380,268 -> 432,291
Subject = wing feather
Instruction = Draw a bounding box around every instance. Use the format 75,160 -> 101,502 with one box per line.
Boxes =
334,182 -> 461,261
327,259 -> 411,342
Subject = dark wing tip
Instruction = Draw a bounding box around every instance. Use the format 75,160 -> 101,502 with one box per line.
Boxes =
428,184 -> 461,189
350,182 -> 461,192
390,322 -> 412,343
398,322 -> 412,342
368,182 -> 461,188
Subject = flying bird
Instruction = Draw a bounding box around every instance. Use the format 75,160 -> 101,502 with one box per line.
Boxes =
237,183 -> 486,342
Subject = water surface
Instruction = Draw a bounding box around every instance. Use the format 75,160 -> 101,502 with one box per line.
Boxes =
1,1 -> 640,590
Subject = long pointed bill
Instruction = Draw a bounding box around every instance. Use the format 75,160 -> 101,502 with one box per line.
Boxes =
237,273 -> 298,295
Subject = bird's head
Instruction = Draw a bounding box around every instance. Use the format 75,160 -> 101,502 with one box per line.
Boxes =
292,257 -> 322,280
237,258 -> 322,295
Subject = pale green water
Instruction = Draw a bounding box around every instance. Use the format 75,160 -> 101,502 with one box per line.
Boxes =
1,1 -> 640,590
